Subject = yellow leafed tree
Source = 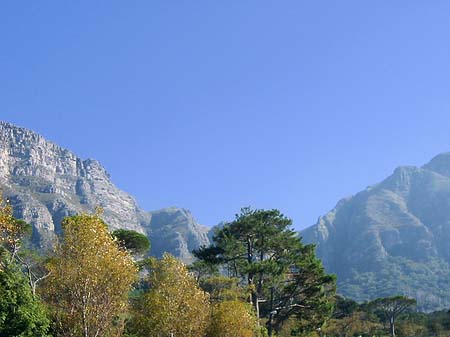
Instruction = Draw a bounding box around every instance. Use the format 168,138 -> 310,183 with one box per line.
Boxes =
45,213 -> 138,337
207,300 -> 259,337
0,196 -> 30,264
131,253 -> 210,337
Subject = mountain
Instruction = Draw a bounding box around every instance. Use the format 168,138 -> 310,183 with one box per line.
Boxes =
302,153 -> 450,311
0,121 -> 210,262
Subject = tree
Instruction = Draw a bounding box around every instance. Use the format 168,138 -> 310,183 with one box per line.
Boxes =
194,208 -> 300,311
199,275 -> 246,303
194,207 -> 336,335
325,311 -> 382,337
270,244 -> 336,335
188,259 -> 219,282
129,254 -> 210,337
0,196 -> 49,296
207,300 -> 259,337
369,296 -> 416,337
45,213 -> 138,337
0,258 -> 50,337
111,229 -> 150,256
396,321 -> 427,337
0,197 -> 31,265
331,296 -> 359,319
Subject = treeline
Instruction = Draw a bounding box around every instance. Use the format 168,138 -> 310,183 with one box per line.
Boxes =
326,295 -> 450,337
0,198 -> 448,337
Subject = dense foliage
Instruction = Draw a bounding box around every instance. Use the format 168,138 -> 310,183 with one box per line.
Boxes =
1,199 -> 450,337
323,295 -> 450,337
207,300 -> 259,337
194,207 -> 336,336
0,197 -> 50,337
111,229 -> 150,256
129,254 -> 210,337
0,260 -> 50,337
339,256 -> 450,312
44,213 -> 138,337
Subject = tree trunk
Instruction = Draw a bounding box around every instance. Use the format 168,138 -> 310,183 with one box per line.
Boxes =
247,236 -> 256,308
257,237 -> 265,296
268,287 -> 274,337
390,316 -> 395,337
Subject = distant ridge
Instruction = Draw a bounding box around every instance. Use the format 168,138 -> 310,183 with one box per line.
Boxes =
0,121 -> 210,262
302,153 -> 450,311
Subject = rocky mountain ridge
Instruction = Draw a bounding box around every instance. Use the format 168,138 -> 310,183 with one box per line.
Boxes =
5,120 -> 450,310
302,152 -> 450,311
0,121 -> 210,262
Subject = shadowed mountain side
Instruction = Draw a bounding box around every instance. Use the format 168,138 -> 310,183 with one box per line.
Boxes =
302,154 -> 450,311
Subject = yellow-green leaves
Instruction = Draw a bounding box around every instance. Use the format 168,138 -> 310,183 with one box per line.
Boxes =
0,198 -> 21,248
45,214 -> 138,337
207,300 -> 259,337
0,196 -> 32,269
131,254 -> 210,337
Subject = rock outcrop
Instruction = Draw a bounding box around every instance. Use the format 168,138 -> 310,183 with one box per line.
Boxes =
0,121 -> 210,261
302,153 -> 450,311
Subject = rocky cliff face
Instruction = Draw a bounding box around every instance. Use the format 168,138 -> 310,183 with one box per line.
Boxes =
0,121 -> 210,261
302,153 -> 450,311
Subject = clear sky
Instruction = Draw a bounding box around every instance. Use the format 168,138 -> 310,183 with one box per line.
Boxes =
2,1 -> 450,230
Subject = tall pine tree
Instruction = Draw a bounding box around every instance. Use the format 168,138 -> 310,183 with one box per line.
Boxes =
194,207 -> 336,335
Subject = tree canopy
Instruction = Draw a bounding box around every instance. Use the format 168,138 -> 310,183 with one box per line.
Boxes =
112,229 -> 150,256
0,259 -> 50,337
194,207 -> 336,335
129,254 -> 210,337
207,300 -> 259,337
369,295 -> 417,337
0,198 -> 440,337
45,213 -> 138,337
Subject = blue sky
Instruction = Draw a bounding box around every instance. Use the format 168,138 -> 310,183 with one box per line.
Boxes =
2,1 -> 450,229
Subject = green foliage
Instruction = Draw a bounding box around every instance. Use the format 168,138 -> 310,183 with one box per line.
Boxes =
368,296 -> 416,337
188,259 -> 220,281
332,295 -> 359,319
3,198 -> 450,337
322,295 -> 448,337
200,275 -> 247,303
340,256 -> 450,312
0,260 -> 50,337
111,229 -> 150,256
194,207 -> 336,336
0,197 -> 32,262
325,310 -> 383,337
272,243 -> 336,334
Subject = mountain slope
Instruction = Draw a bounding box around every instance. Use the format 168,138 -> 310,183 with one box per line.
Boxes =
0,121 -> 210,261
302,153 -> 450,311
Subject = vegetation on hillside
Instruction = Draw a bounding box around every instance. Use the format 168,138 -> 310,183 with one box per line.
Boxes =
0,198 -> 449,337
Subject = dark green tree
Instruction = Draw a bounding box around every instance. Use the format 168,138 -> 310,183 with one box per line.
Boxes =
331,295 -> 359,319
194,207 -> 336,335
369,295 -> 416,337
0,259 -> 50,337
271,243 -> 336,335
112,229 -> 150,256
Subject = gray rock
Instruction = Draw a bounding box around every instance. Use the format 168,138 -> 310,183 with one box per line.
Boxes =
302,154 -> 450,311
0,121 -> 211,261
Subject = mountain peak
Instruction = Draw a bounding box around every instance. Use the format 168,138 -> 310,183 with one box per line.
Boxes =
0,120 -> 24,129
0,121 -> 211,261
303,153 -> 450,311
423,151 -> 450,177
